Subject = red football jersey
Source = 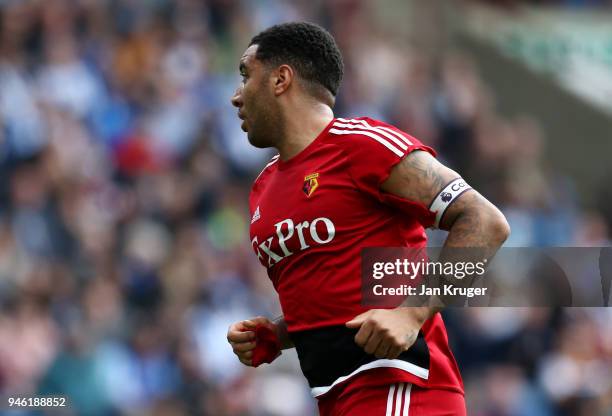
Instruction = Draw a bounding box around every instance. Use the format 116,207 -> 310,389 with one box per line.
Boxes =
249,117 -> 463,397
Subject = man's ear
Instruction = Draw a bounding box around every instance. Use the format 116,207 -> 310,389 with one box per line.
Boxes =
273,64 -> 294,96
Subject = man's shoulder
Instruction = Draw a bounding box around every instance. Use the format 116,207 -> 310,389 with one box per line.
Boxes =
332,116 -> 401,130
328,116 -> 418,159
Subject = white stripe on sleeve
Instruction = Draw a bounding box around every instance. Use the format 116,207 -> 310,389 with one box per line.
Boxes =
337,118 -> 413,146
329,128 -> 404,157
333,121 -> 409,151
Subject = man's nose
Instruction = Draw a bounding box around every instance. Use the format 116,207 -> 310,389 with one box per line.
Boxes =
231,87 -> 242,108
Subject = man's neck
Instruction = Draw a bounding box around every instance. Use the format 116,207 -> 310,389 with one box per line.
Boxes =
276,104 -> 334,161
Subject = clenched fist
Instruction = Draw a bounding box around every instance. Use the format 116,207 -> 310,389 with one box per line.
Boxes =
227,316 -> 280,366
345,307 -> 435,360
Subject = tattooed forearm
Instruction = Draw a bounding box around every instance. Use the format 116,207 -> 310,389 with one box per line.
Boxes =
381,149 -> 509,245
429,194 -> 509,307
383,149 -> 510,309
443,191 -> 509,250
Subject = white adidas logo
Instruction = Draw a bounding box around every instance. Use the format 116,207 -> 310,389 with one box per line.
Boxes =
251,206 -> 261,224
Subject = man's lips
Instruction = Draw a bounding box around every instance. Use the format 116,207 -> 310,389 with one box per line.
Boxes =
238,112 -> 247,131
238,114 -> 247,131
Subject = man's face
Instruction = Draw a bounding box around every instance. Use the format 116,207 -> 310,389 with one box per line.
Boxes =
231,44 -> 278,148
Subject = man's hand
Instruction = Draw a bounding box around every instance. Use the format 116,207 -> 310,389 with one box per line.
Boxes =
227,316 -> 277,366
345,307 -> 437,360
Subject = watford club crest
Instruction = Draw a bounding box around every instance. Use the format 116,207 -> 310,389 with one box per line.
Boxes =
303,173 -> 319,197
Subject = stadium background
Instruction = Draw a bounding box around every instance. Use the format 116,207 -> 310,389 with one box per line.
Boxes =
0,0 -> 610,415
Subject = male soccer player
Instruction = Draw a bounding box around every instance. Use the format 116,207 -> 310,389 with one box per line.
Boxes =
227,22 -> 509,415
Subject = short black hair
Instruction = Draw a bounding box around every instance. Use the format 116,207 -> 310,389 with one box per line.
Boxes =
249,22 -> 344,98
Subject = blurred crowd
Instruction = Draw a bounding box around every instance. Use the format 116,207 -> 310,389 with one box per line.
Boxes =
475,0 -> 612,8
0,1 -> 610,415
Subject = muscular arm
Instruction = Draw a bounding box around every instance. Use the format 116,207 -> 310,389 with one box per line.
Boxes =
381,150 -> 509,248
346,150 -> 510,359
382,150 -> 510,309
